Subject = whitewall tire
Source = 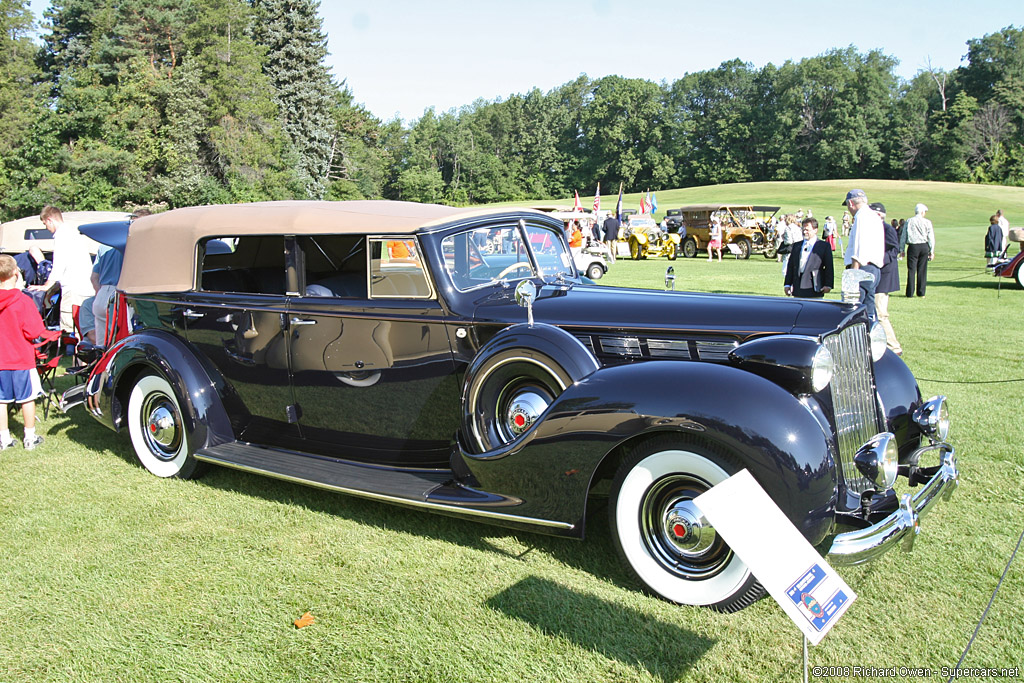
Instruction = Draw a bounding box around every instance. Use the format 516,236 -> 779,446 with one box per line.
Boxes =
609,438 -> 765,612
127,373 -> 200,479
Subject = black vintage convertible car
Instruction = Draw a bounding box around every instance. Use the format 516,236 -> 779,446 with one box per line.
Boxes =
64,201 -> 958,612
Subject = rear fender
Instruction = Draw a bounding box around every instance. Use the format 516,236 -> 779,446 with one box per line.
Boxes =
89,330 -> 235,450
457,360 -> 838,542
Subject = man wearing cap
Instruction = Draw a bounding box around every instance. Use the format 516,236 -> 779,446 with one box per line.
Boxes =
871,202 -> 902,356
899,203 -> 934,297
842,189 -> 884,321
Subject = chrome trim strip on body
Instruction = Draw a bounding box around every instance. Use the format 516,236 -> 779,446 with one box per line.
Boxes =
193,451 -> 576,530
824,324 -> 882,495
828,443 -> 957,565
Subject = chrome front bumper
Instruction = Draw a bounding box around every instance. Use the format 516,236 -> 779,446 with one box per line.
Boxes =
828,443 -> 958,566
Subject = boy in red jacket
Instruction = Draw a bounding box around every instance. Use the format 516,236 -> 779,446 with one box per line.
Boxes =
0,255 -> 45,450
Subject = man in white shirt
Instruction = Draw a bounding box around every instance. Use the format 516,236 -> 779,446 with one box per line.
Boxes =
996,210 -> 1010,254
842,189 -> 884,320
898,203 -> 934,297
29,206 -> 95,332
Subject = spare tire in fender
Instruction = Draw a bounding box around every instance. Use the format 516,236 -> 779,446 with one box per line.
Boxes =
462,323 -> 600,454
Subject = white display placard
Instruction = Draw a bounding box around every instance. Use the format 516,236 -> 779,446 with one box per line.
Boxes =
694,469 -> 855,645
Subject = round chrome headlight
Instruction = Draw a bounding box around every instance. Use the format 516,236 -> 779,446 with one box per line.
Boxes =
913,395 -> 951,443
869,322 -> 887,361
934,400 -> 950,441
854,432 -> 899,489
810,344 -> 834,392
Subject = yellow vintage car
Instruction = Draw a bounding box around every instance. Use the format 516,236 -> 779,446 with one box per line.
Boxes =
623,216 -> 680,260
677,204 -> 779,259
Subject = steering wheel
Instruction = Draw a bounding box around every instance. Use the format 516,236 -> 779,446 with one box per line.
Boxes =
496,261 -> 534,280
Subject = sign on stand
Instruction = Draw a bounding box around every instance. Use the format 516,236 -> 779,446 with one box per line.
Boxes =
694,469 -> 856,645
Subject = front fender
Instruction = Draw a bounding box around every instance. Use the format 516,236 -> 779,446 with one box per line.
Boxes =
89,330 -> 235,450
457,361 -> 838,543
632,232 -> 649,245
874,349 -> 924,460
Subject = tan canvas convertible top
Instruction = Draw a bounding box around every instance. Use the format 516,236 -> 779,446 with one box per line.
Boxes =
120,200 -> 546,293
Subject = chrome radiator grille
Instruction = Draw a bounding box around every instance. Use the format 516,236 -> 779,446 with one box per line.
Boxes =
823,324 -> 883,494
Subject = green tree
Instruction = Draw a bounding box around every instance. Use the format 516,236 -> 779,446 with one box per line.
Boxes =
0,0 -> 42,217
251,0 -> 335,199
666,60 -> 757,186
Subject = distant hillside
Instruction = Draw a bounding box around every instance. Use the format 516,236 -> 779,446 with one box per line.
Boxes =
566,180 -> 1024,228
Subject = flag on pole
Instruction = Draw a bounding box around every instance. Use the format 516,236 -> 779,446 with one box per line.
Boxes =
593,183 -> 600,213
616,183 -> 623,221
650,192 -> 658,216
573,190 -> 583,212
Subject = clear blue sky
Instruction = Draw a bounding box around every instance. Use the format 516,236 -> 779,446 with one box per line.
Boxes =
28,0 -> 1024,123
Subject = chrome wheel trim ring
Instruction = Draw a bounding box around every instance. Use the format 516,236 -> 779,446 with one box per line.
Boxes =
640,474 -> 732,581
141,393 -> 183,461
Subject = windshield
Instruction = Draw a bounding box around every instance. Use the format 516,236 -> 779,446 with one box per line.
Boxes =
441,222 -> 577,291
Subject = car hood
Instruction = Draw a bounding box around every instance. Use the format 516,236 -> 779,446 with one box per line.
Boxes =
471,283 -> 861,341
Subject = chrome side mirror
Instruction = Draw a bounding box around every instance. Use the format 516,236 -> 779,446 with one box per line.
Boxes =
515,279 -> 537,326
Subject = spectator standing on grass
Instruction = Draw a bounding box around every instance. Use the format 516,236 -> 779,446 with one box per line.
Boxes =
784,217 -> 833,298
842,211 -> 852,236
843,189 -> 884,321
871,203 -> 902,356
780,216 -> 802,273
602,213 -> 619,263
899,203 -> 934,298
996,210 -> 1010,254
707,217 -> 723,262
823,216 -> 837,251
985,215 -> 1005,266
0,255 -> 45,451
28,206 -> 94,331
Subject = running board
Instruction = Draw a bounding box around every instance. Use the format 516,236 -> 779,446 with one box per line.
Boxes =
194,441 -> 574,530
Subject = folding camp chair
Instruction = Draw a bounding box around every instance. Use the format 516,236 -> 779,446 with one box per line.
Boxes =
38,282 -> 62,329
33,329 -> 64,420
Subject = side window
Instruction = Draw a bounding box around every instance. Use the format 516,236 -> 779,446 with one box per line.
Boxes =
369,238 -> 431,298
441,224 -> 530,291
298,234 -> 367,298
198,235 -> 286,294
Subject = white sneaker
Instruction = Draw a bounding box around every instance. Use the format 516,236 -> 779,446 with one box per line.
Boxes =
23,435 -> 43,451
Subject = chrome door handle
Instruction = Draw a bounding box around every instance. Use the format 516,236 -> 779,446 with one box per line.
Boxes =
290,317 -> 317,326
182,309 -> 204,319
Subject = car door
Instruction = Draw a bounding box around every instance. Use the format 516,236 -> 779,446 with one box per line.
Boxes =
182,235 -> 299,447
287,234 -> 459,466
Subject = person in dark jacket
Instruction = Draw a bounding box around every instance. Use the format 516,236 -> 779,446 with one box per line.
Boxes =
783,217 -> 833,298
985,215 -> 1005,265
872,203 -> 902,356
602,214 -> 620,264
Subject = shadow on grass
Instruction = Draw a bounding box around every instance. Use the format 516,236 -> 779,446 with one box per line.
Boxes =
487,576 -> 714,682
937,278 -> 1018,291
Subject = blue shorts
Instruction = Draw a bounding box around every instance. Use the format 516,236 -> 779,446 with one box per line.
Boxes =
0,369 -> 42,404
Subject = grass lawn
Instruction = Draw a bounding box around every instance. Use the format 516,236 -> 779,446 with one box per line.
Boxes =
1,181 -> 1022,682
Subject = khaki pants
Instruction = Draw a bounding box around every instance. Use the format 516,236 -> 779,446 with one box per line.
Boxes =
875,292 -> 902,354
60,289 -> 90,334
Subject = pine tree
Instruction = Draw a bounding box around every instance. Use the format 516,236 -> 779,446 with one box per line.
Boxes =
251,0 -> 335,199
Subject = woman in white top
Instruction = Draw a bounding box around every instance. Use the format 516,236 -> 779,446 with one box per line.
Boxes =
707,218 -> 723,262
